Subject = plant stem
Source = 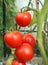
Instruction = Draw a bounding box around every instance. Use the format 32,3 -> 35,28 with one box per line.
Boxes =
37,0 -> 48,65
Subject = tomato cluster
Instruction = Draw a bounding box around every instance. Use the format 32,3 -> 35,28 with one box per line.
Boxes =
4,12 -> 35,65
4,30 -> 35,65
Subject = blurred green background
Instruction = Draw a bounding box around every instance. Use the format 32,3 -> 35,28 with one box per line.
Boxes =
0,0 -> 17,61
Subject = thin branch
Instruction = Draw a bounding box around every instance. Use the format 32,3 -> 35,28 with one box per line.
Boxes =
28,0 -> 31,7
42,30 -> 48,40
4,0 -> 7,8
21,6 -> 39,13
39,0 -> 43,7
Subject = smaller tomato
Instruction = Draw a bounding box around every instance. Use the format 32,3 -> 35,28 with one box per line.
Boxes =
15,43 -> 34,62
22,34 -> 35,47
12,60 -> 26,65
4,31 -> 23,48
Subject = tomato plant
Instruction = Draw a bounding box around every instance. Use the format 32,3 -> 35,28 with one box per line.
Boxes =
15,43 -> 34,62
12,60 -> 26,65
22,34 -> 35,47
15,12 -> 31,27
4,31 -> 23,48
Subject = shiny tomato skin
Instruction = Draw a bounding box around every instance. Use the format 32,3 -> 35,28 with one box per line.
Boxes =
4,31 -> 23,48
15,43 -> 34,62
12,60 -> 26,65
15,12 -> 31,27
22,34 -> 35,47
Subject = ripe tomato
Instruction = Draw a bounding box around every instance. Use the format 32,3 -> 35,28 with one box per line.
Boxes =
4,31 -> 23,48
22,34 -> 35,47
12,60 -> 26,65
15,43 -> 34,62
15,12 -> 31,27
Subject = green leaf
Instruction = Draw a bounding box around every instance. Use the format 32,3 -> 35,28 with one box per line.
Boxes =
29,12 -> 37,26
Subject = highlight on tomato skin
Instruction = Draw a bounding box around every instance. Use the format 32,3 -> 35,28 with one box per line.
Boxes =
12,60 -> 26,65
15,12 -> 32,27
14,43 -> 34,62
22,33 -> 35,48
4,30 -> 23,48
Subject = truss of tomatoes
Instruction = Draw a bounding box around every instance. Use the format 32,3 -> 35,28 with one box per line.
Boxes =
4,12 -> 35,65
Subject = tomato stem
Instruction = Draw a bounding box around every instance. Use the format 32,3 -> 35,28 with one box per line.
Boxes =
21,6 -> 39,13
11,48 -> 15,55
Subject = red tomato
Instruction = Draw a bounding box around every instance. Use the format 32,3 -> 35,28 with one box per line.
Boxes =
12,60 -> 26,65
15,12 -> 31,27
4,31 -> 23,48
14,43 -> 34,62
22,34 -> 35,47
